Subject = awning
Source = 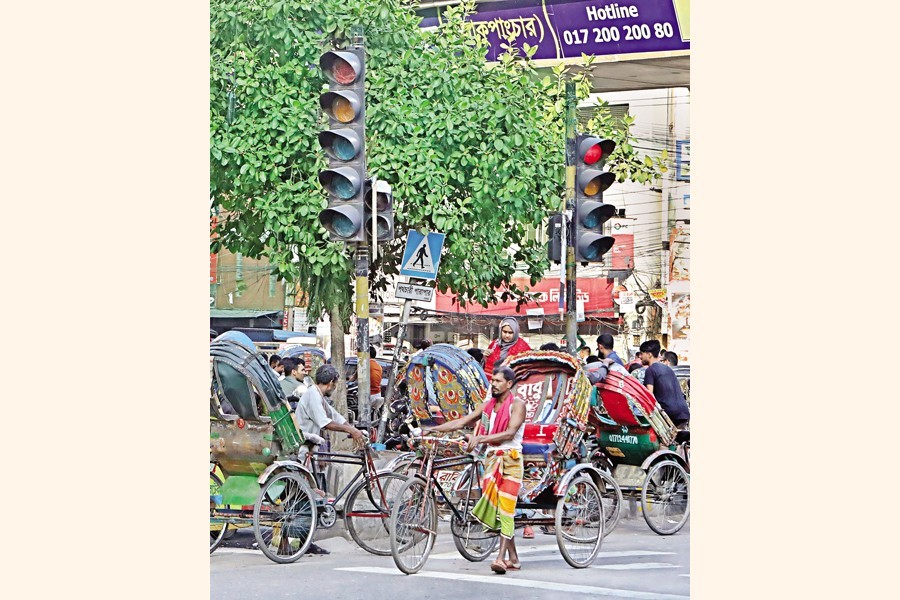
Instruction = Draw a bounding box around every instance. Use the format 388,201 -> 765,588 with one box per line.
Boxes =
210,309 -> 280,319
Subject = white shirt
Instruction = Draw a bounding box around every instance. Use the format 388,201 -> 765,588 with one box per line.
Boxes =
295,384 -> 346,440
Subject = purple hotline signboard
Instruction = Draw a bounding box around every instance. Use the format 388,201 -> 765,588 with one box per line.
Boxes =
420,0 -> 690,62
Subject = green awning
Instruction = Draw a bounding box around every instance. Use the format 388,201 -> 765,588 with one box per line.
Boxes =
210,309 -> 280,319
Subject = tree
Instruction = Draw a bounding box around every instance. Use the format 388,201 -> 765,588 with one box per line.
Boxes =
210,0 -> 666,396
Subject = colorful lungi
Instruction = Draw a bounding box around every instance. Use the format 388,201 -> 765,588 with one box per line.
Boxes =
472,449 -> 523,539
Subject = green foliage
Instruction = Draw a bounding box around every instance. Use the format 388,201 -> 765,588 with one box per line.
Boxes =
210,0 -> 666,324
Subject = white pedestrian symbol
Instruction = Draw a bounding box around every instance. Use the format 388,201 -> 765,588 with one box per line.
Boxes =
406,237 -> 434,273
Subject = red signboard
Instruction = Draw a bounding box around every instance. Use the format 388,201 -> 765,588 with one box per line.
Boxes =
436,277 -> 614,316
610,234 -> 634,270
210,253 -> 218,284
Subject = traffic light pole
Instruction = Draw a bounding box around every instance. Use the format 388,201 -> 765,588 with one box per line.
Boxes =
564,81 -> 578,355
355,243 -> 371,434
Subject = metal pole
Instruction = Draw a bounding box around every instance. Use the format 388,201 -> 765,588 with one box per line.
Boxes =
564,81 -> 578,355
377,293 -> 412,442
355,243 -> 370,435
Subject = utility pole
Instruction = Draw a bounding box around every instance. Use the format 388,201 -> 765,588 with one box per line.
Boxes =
564,81 -> 578,354
355,243 -> 370,434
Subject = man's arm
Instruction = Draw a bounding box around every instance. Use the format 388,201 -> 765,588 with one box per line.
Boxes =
643,365 -> 656,395
425,403 -> 484,433
323,419 -> 365,443
469,400 -> 526,450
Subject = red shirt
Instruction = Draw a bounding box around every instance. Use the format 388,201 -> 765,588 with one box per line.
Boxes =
483,337 -> 531,376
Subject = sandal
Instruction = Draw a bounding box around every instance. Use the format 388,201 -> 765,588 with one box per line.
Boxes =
490,560 -> 507,575
522,525 -> 535,539
504,560 -> 521,571
540,525 -> 556,535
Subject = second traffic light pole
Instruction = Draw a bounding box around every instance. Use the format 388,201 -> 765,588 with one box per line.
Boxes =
355,242 -> 371,434
564,81 -> 578,355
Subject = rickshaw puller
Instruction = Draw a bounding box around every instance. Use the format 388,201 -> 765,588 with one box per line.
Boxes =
424,366 -> 526,574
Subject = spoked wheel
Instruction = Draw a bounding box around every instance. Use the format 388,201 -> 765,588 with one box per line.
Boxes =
210,472 -> 228,554
595,470 -> 624,538
451,512 -> 498,562
555,477 -> 604,568
641,460 -> 690,535
389,477 -> 437,574
344,472 -> 408,556
253,471 -> 317,563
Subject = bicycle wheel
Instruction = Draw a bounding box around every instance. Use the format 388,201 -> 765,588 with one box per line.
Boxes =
451,513 -> 498,562
595,470 -> 624,538
253,471 -> 317,564
210,472 -> 228,553
555,477 -> 604,568
641,460 -> 690,535
345,472 -> 408,556
389,476 -> 437,574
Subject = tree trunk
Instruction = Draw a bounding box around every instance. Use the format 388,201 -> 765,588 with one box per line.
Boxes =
328,303 -> 354,452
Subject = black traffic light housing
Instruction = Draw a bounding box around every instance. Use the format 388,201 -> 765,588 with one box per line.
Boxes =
574,134 -> 617,263
547,213 -> 563,263
317,48 -> 366,241
364,179 -> 394,242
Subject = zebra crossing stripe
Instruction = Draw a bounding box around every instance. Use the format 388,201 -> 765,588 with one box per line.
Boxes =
336,567 -> 690,600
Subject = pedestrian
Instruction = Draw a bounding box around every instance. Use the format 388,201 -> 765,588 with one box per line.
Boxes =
539,342 -> 561,352
293,364 -> 367,556
283,358 -> 314,410
638,340 -> 690,429
628,362 -> 647,383
484,317 -> 531,375
466,347 -> 485,367
424,366 -> 526,574
596,333 -> 625,366
279,357 -> 307,399
577,345 -> 592,363
663,351 -> 679,367
269,354 -> 284,381
368,346 -> 384,418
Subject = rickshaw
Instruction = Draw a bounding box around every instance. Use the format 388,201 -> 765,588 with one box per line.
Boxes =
588,367 -> 690,535
209,337 -> 409,563
389,349 -> 609,573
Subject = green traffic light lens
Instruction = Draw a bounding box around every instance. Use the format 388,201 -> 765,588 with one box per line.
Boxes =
583,212 -> 601,228
332,214 -> 357,237
332,137 -> 356,161
332,176 -> 356,199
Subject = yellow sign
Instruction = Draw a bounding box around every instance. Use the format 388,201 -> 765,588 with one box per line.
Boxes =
649,288 -> 668,301
672,0 -> 690,41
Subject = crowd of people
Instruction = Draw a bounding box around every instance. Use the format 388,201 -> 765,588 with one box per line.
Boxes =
255,319 -> 689,565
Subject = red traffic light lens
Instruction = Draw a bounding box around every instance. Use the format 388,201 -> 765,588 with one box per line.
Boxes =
332,58 -> 358,85
584,144 -> 603,165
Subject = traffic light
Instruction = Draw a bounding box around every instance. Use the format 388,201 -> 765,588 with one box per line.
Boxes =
574,134 -> 617,263
318,48 -> 366,241
547,213 -> 563,263
364,179 -> 394,241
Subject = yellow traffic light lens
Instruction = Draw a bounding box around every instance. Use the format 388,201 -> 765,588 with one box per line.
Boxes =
332,97 -> 355,123
584,179 -> 600,196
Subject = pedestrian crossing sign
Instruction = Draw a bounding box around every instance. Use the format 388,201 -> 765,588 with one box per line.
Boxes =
399,230 -> 445,280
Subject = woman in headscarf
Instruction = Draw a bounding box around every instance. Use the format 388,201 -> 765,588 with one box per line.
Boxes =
483,317 -> 531,378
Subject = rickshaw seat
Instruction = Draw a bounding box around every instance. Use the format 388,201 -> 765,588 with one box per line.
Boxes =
522,423 -> 558,463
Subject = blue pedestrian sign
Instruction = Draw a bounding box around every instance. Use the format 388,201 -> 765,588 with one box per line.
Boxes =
399,230 -> 445,280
